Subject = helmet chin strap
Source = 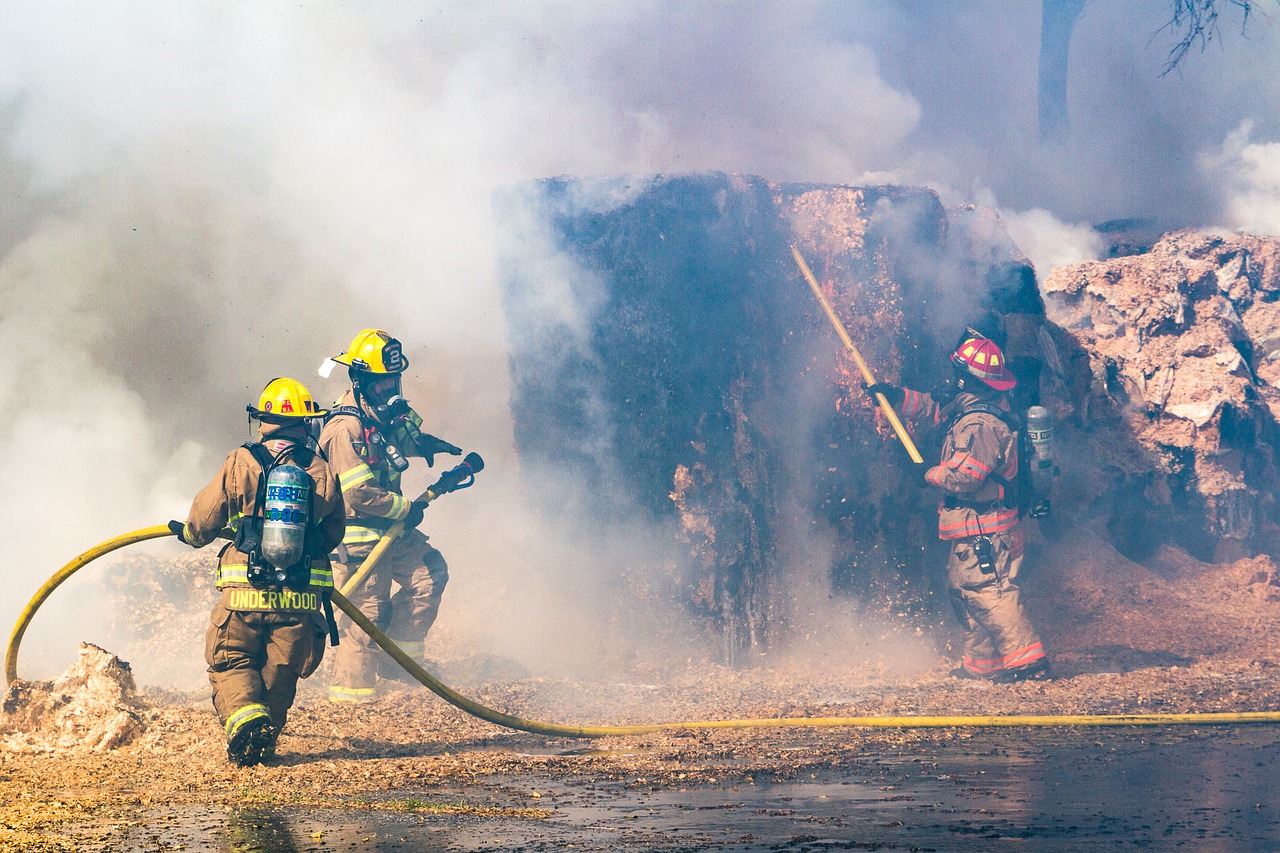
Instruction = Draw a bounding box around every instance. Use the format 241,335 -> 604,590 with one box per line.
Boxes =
351,383 -> 377,422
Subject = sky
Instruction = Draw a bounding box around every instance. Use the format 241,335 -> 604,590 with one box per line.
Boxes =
2,0 -> 1278,681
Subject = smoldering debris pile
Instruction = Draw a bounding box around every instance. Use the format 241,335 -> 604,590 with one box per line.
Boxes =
498,173 -> 1044,660
498,173 -> 1280,661
2,643 -> 148,753
1043,231 -> 1280,560
101,550 -> 216,689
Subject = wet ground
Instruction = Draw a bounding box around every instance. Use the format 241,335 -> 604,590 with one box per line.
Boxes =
47,726 -> 1280,851
8,512 -> 1277,849
12,533 -> 1280,853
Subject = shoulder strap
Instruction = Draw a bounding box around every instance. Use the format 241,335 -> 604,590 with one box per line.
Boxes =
953,401 -> 1018,429
288,443 -> 316,467
241,442 -> 275,520
233,442 -> 274,555
245,439 -> 315,471
242,441 -> 274,470
326,405 -> 364,423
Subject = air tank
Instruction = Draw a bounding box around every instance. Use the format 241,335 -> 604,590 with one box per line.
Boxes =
261,463 -> 311,573
1025,405 -> 1057,516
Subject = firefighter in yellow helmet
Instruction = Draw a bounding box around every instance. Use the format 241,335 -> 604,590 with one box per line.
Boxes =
170,377 -> 345,766
866,332 -> 1050,683
318,329 -> 462,702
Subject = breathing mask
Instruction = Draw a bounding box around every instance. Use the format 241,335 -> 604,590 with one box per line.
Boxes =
931,365 -> 968,406
354,371 -> 408,422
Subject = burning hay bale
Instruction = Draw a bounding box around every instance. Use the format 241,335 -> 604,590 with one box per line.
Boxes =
1,643 -> 148,753
499,173 -> 1280,660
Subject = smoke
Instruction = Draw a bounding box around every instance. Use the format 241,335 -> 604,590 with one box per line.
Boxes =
4,1 -> 1280,683
847,0 -> 1280,227
1000,208 -> 1105,283
1203,121 -> 1280,237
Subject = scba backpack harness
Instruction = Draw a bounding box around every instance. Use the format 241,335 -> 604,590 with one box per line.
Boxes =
954,402 -> 1055,520
945,402 -> 1057,575
235,442 -> 321,589
236,441 -> 340,645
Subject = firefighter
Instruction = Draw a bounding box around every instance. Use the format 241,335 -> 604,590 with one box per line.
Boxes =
318,328 -> 462,702
170,377 -> 344,766
867,333 -> 1050,683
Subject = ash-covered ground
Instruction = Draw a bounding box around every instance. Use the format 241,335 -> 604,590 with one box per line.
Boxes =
4,519 -> 1280,851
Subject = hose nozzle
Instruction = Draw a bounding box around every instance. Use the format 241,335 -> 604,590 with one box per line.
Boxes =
430,451 -> 484,496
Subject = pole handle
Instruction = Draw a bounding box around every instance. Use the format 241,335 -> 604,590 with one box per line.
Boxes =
791,245 -> 924,465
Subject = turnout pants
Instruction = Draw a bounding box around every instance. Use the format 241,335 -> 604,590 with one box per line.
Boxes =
946,525 -> 1046,678
329,528 -> 449,702
205,601 -> 327,745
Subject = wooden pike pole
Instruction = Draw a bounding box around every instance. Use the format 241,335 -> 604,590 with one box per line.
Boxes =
791,245 -> 923,465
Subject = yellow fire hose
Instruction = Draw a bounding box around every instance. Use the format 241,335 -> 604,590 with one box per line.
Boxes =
337,486 -> 430,598
791,245 -> 924,465
338,529 -> 399,597
9,525 -> 1280,736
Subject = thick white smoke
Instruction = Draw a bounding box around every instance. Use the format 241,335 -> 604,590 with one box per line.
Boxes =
3,1 -> 1279,682
1203,121 -> 1280,237
1000,208 -> 1106,283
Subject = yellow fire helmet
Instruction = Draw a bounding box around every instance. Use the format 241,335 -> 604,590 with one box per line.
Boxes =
248,377 -> 327,422
327,328 -> 408,375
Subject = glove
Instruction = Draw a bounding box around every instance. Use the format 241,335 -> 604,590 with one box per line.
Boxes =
863,382 -> 904,410
417,433 -> 462,468
168,519 -> 192,546
401,500 -> 428,530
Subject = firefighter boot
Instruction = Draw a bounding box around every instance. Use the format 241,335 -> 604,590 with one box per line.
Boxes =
259,727 -> 280,763
995,658 -> 1053,683
227,718 -> 277,768
948,666 -> 994,681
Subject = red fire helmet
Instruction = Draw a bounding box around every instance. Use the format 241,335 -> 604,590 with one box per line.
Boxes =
951,336 -> 1017,391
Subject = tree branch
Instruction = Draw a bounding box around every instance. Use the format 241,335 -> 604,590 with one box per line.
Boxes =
1158,0 -> 1258,75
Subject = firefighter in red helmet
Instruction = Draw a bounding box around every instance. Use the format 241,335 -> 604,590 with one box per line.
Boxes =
868,332 -> 1050,682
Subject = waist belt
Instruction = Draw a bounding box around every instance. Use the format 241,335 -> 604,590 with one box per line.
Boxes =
943,496 -> 1009,513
